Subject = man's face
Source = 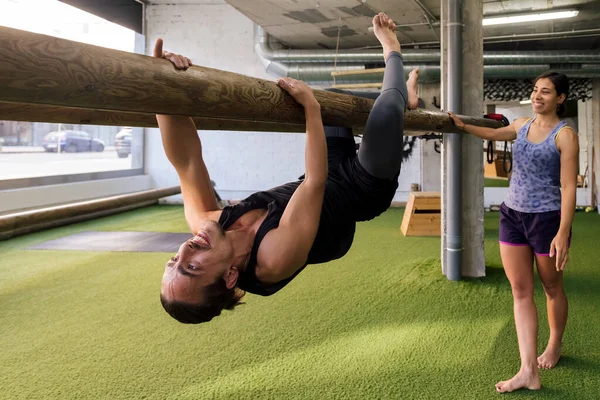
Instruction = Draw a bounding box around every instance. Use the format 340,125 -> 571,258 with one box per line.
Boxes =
161,221 -> 234,304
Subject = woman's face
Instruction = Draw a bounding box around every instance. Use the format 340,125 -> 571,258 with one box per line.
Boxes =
530,78 -> 566,116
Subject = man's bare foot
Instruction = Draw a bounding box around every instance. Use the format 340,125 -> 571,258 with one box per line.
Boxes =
407,68 -> 420,110
538,344 -> 562,369
372,12 -> 401,61
495,368 -> 541,393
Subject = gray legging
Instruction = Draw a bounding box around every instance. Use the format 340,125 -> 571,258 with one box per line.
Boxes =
324,51 -> 407,180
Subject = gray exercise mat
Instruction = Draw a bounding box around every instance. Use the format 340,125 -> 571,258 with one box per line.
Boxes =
27,231 -> 193,252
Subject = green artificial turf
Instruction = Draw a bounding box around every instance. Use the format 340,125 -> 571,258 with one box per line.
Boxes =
484,178 -> 510,187
1,206 -> 599,400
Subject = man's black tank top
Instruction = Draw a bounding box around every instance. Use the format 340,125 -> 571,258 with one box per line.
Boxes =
218,180 -> 356,296
218,137 -> 398,297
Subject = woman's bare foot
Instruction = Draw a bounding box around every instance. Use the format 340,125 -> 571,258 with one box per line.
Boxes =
407,68 -> 420,110
495,368 -> 541,393
372,12 -> 401,61
538,344 -> 562,369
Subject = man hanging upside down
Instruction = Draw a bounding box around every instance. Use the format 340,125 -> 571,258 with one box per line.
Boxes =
158,12 -> 420,323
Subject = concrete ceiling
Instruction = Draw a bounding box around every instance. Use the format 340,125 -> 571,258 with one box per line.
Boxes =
221,0 -> 600,50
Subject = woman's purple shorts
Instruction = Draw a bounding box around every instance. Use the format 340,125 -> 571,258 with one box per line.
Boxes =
499,202 -> 570,256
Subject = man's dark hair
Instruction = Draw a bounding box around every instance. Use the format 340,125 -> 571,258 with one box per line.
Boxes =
534,71 -> 569,117
160,281 -> 245,324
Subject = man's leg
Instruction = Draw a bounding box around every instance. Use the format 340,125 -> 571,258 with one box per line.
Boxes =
323,89 -> 357,167
357,13 -> 415,180
326,88 -> 380,101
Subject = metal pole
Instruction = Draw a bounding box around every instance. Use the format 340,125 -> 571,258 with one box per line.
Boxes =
446,0 -> 463,281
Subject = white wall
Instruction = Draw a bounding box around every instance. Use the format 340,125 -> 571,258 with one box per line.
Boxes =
594,80 -> 600,211
495,103 -> 534,124
419,83 -> 442,192
144,0 -> 421,204
397,140 -> 421,201
0,175 -> 153,214
578,99 -> 593,189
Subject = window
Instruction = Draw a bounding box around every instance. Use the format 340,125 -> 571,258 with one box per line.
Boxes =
0,0 -> 145,189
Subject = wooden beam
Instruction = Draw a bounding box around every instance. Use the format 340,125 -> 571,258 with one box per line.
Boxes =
0,102 -> 450,138
331,83 -> 383,90
0,102 -> 307,133
331,68 -> 385,77
0,26 -> 503,133
0,186 -> 181,240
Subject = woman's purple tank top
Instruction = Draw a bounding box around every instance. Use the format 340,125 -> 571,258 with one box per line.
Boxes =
504,118 -> 567,213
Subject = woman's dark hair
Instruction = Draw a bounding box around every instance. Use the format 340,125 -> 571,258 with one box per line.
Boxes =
160,281 -> 245,324
533,71 -> 569,117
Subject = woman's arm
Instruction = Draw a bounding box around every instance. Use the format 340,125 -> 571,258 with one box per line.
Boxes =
448,112 -> 526,142
551,127 -> 579,271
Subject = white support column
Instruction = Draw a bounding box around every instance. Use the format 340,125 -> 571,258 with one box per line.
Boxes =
577,99 -> 593,204
460,0 -> 485,277
593,80 -> 600,209
440,0 -> 448,274
441,0 -> 485,278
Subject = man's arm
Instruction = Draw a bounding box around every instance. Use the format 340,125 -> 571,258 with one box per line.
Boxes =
153,39 -> 219,233
257,79 -> 327,282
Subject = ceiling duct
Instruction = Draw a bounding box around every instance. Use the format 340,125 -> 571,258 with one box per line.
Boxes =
255,25 -> 600,84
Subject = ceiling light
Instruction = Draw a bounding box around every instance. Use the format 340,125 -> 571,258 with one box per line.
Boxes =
520,100 -> 532,105
483,10 -> 579,26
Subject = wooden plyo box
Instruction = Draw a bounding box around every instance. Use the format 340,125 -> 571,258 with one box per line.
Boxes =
400,192 -> 441,237
484,159 -> 511,179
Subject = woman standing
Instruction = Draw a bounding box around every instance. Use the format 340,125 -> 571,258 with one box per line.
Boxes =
449,72 -> 579,393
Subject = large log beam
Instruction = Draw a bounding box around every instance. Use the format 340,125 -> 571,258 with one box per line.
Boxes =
0,102 -> 455,137
0,26 -> 502,133
0,102 -> 308,133
0,186 -> 181,240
